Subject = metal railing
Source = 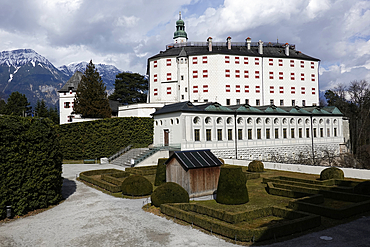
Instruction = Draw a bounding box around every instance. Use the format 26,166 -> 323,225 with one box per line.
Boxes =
166,41 -> 295,50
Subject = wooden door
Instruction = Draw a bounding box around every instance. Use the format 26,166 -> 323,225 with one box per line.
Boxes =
164,129 -> 169,146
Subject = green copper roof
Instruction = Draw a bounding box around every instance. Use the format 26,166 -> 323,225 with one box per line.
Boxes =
265,105 -> 288,114
205,103 -> 232,112
173,14 -> 187,39
236,104 -> 263,113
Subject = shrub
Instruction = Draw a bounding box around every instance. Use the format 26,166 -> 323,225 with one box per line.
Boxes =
0,116 -> 63,219
121,175 -> 153,196
58,117 -> 153,160
218,158 -> 225,164
154,158 -> 167,186
216,167 -> 249,205
248,160 -> 264,172
354,181 -> 370,195
320,167 -> 344,180
151,182 -> 189,207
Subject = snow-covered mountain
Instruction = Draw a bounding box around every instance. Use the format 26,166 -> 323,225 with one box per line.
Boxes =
0,49 -> 68,106
59,62 -> 122,94
0,49 -> 124,107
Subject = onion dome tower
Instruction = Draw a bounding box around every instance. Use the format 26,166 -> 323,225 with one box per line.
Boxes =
173,11 -> 188,43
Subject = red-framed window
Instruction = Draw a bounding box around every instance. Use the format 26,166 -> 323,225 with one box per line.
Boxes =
235,70 -> 240,78
166,59 -> 171,66
203,85 -> 208,93
269,71 -> 274,79
64,102 -> 70,108
225,69 -> 230,77
300,61 -> 304,68
290,60 -> 294,67
255,71 -> 260,79
244,57 -> 249,64
279,59 -> 283,66
167,87 -> 171,94
153,74 -> 157,82
291,72 -> 295,80
255,58 -> 260,65
226,85 -> 231,92
301,73 -> 305,81
312,87 -> 316,95
269,59 -> 273,66
235,57 -> 240,64
193,70 -> 198,78
154,88 -> 158,96
193,85 -> 198,93
245,85 -> 250,93
203,70 -> 208,78
311,62 -> 314,69
202,56 -> 207,64
167,73 -> 171,81
153,60 -> 157,68
236,85 -> 241,93
291,87 -> 296,94
225,56 -> 230,63
270,86 -> 274,94
301,87 -> 306,94
311,74 -> 315,81
256,85 -> 260,93
244,70 -> 249,78
279,86 -> 284,93
192,57 -> 197,64
279,72 -> 283,80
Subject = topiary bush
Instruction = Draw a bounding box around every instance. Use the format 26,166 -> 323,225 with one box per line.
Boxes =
248,160 -> 264,172
320,167 -> 344,180
154,158 -> 167,186
354,181 -> 370,195
216,167 -> 249,205
151,182 -> 189,207
121,175 -> 153,196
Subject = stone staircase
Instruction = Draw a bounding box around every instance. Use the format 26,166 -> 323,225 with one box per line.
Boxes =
110,148 -> 152,167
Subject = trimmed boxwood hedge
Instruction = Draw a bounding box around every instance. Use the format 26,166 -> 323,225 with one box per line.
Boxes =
151,182 -> 189,207
0,116 -> 63,219
320,167 -> 344,180
248,160 -> 264,172
154,158 -> 167,186
58,117 -> 153,160
216,167 -> 249,205
354,181 -> 370,195
121,175 -> 153,196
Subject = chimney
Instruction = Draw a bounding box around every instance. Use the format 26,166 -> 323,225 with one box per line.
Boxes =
285,43 -> 289,56
207,37 -> 212,52
258,40 -> 264,54
246,37 -> 251,50
227,36 -> 231,50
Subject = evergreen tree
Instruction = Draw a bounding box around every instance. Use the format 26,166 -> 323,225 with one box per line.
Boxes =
73,60 -> 111,118
3,91 -> 31,116
47,106 -> 59,125
0,98 -> 5,114
35,99 -> 49,117
109,72 -> 148,104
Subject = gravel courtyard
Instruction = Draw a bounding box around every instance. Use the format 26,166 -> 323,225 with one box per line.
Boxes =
1,164 -> 370,247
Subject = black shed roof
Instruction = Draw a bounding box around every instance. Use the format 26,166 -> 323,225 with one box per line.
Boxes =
165,149 -> 222,170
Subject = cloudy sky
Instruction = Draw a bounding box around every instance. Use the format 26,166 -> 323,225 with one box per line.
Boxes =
1,0 -> 369,91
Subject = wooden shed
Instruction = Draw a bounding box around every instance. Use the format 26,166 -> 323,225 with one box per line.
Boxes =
165,150 -> 222,197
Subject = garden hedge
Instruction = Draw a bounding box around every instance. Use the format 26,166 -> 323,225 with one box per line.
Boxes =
160,204 -> 320,242
121,175 -> 153,196
0,116 -> 63,219
125,165 -> 157,176
216,167 -> 249,205
354,181 -> 370,195
151,182 -> 189,207
320,167 -> 344,180
154,158 -> 167,186
58,117 -> 153,160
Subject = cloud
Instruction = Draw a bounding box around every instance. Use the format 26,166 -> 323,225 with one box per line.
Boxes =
0,0 -> 369,92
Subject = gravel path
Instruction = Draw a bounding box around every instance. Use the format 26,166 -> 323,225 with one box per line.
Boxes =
1,164 -> 370,247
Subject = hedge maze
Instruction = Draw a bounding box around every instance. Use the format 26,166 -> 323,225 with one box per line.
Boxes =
263,176 -> 370,219
79,166 -> 157,194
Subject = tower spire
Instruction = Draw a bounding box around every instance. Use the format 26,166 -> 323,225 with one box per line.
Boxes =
173,11 -> 188,43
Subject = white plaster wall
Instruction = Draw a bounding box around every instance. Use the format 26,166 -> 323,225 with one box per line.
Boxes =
223,159 -> 370,180
59,92 -> 75,124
